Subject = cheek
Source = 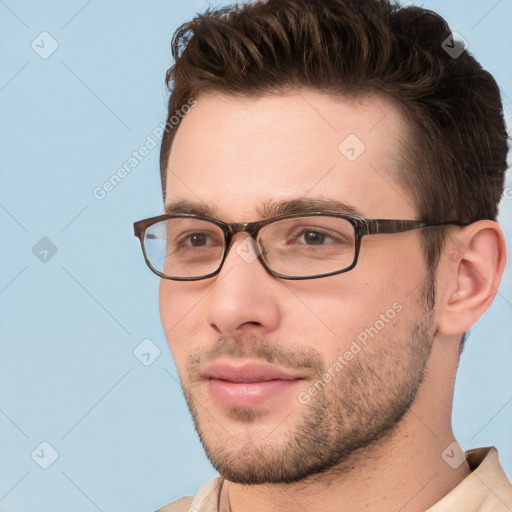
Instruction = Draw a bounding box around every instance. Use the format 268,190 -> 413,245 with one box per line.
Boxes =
290,263 -> 414,358
159,280 -> 179,330
313,291 -> 409,366
159,280 -> 204,368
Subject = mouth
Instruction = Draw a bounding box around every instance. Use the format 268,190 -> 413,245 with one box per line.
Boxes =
202,360 -> 305,408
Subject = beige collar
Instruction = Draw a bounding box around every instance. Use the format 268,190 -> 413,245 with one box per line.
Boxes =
185,446 -> 512,512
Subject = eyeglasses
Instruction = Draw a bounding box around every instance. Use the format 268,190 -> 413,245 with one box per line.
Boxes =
133,212 -> 466,281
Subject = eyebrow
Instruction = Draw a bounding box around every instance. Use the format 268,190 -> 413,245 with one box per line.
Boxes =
164,197 -> 364,220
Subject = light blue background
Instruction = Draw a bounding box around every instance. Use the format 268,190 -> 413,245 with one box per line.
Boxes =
1,1 -> 511,511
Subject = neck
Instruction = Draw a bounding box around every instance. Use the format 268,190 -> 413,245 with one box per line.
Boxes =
223,338 -> 471,512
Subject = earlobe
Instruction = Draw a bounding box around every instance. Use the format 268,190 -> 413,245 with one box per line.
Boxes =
437,221 -> 507,336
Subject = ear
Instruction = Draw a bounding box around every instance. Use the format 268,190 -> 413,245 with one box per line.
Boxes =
437,220 -> 507,336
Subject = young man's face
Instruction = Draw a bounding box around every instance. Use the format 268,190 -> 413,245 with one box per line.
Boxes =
159,90 -> 438,484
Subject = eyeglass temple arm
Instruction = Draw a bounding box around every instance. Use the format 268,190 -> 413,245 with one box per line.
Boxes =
363,219 -> 467,235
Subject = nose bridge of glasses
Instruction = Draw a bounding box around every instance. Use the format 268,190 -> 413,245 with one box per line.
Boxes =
220,221 -> 265,270
225,221 -> 260,244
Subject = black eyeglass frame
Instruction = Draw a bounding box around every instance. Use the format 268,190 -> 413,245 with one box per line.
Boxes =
133,212 -> 467,281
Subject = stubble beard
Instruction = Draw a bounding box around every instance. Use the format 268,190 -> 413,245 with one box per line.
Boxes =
181,278 -> 436,485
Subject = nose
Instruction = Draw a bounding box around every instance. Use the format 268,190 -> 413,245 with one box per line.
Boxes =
204,233 -> 282,336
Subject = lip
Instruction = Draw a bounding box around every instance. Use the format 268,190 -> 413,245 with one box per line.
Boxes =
203,360 -> 305,382
203,360 -> 305,408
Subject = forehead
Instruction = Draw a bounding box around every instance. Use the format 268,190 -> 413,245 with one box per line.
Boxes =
165,90 -> 415,222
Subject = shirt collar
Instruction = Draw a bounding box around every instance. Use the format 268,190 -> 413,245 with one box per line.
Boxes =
189,446 -> 511,512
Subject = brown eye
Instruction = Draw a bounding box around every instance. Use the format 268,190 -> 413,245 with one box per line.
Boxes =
188,233 -> 209,246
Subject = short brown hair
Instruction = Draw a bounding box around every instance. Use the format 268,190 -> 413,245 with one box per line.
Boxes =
160,0 -> 508,271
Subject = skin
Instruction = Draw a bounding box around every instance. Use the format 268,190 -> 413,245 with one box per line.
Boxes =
159,90 -> 507,512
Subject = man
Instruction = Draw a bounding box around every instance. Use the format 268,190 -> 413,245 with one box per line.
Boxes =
133,0 -> 511,510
